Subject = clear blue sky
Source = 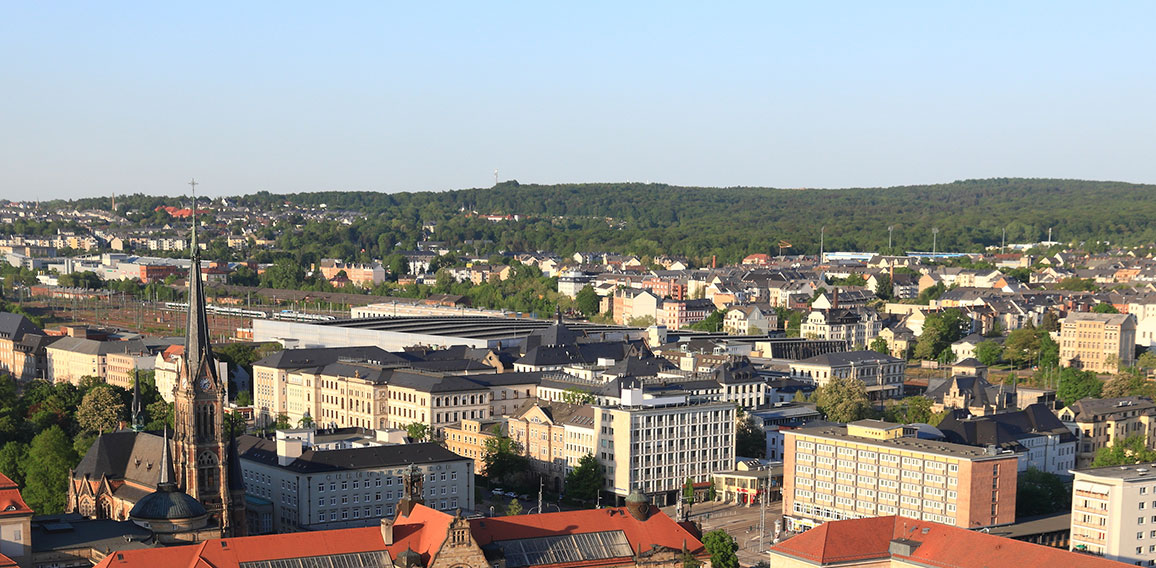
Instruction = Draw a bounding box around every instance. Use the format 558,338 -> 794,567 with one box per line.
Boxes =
3,1 -> 1155,199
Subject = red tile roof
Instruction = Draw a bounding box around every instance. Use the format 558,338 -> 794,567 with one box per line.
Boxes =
469,505 -> 705,565
771,516 -> 1132,567
0,473 -> 32,517
94,504 -> 452,568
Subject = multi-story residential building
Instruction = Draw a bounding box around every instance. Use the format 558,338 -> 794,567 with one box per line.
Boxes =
237,430 -> 473,534
256,346 -> 544,438
1058,396 -> 1156,468
658,298 -> 716,330
104,351 -> 155,391
800,308 -> 881,347
0,313 -> 50,382
316,260 -> 386,287
1070,463 -> 1156,564
936,403 -> 1077,475
506,401 -> 596,492
556,270 -> 595,298
251,346 -> 401,427
1060,312 -> 1137,373
723,304 -> 777,335
596,384 -> 735,505
44,335 -> 146,385
783,420 -> 1019,532
788,351 -> 905,402
810,287 -> 875,310
442,417 -> 503,473
612,288 -> 660,325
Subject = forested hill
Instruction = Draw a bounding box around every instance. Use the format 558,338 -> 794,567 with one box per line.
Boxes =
58,178 -> 1156,263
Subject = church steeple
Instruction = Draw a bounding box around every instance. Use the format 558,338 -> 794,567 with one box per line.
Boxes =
171,178 -> 243,536
183,178 -> 217,390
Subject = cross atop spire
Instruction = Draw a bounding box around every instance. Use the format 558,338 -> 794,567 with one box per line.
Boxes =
188,178 -> 199,254
182,178 -> 217,392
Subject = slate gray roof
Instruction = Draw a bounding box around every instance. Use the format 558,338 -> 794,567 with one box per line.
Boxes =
238,437 -> 465,473
73,431 -> 169,489
0,312 -> 42,341
253,346 -> 402,370
797,350 -> 903,367
1064,396 -> 1155,421
604,356 -> 677,378
47,337 -> 146,356
387,371 -> 488,393
937,403 -> 1074,449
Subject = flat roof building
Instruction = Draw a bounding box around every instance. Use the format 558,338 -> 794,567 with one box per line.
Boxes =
784,420 -> 1019,531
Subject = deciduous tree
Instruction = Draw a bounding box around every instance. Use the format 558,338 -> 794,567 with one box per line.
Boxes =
564,454 -> 602,502
76,385 -> 124,434
1092,435 -> 1156,467
813,376 -> 873,423
24,426 -> 77,514
975,340 -> 1003,367
702,530 -> 739,568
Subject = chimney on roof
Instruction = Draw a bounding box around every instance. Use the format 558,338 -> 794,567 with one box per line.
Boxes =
711,255 -> 716,269
832,288 -> 839,309
380,517 -> 394,545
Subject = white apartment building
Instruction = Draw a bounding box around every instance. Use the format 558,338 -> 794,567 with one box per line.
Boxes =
237,431 -> 474,535
595,384 -> 735,506
1071,464 -> 1156,565
788,351 -> 905,403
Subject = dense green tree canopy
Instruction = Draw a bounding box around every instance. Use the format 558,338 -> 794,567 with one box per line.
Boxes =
564,454 -> 602,503
814,376 -> 873,423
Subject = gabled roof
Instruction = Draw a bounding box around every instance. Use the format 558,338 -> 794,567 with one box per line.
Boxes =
0,312 -> 42,341
73,431 -> 168,489
1063,396 -> 1156,421
770,515 -> 1131,567
469,506 -> 704,564
95,504 -> 452,568
0,473 -> 32,517
938,403 -> 1075,449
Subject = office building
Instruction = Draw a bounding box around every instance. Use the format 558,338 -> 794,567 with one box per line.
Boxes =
783,420 -> 1019,531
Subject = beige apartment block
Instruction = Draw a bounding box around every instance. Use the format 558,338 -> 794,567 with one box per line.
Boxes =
506,402 -> 596,492
1060,312 -> 1136,373
783,420 -> 1019,532
1058,397 -> 1156,469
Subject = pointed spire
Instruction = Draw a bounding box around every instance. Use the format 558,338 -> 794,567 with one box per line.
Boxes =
189,178 -> 199,254
183,178 -> 217,389
158,425 -> 174,488
131,371 -> 144,431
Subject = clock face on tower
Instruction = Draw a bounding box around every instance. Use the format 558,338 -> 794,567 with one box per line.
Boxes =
199,376 -> 212,392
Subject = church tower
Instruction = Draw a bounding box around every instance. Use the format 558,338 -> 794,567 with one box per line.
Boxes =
172,179 -> 245,536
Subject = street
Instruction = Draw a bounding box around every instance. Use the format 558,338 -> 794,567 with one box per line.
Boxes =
661,499 -> 784,567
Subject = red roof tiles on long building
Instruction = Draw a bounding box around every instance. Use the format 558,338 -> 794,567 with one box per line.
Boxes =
771,516 -> 1132,567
